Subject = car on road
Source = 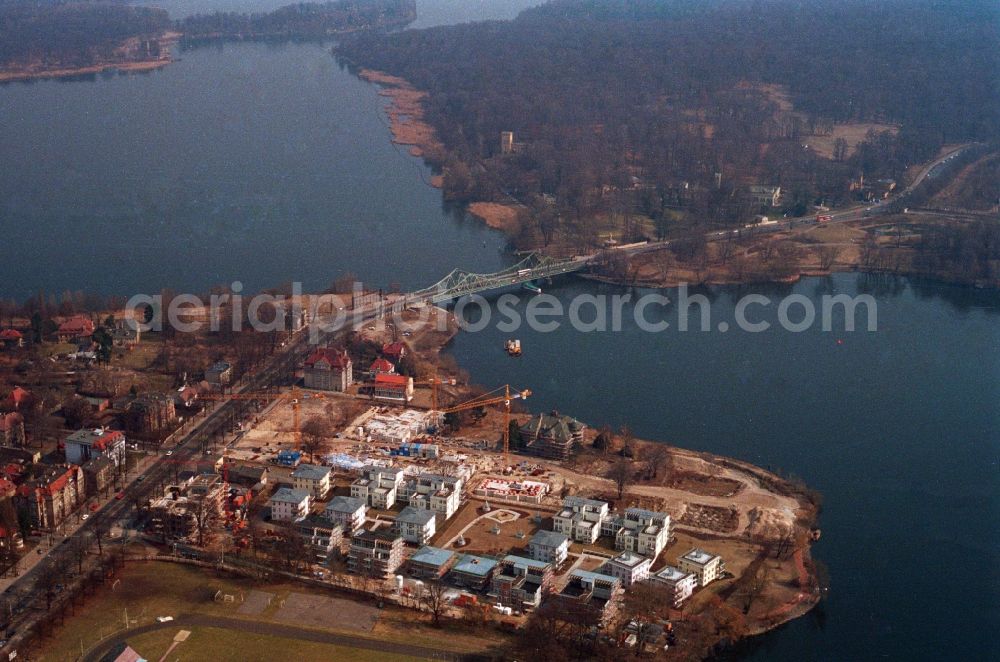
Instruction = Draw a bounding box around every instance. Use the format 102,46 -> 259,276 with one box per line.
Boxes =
81,514 -> 88,520
165,450 -> 173,456
136,475 -> 146,482
115,491 -> 125,500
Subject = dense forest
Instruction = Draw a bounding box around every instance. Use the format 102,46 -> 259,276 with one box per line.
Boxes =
0,1 -> 169,68
177,0 -> 416,40
337,0 -> 999,241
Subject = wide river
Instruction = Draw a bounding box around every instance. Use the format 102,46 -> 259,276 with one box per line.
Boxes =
0,1 -> 996,659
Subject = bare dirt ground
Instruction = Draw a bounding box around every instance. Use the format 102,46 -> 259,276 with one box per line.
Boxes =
275,593 -> 379,632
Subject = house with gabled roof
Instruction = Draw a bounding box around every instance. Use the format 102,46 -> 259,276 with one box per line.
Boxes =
303,347 -> 352,391
519,412 -> 585,460
381,341 -> 407,362
0,329 -> 24,349
56,316 -> 95,343
369,357 -> 396,378
15,464 -> 85,529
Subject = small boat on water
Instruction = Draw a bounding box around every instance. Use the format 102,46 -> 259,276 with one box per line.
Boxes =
522,281 -> 542,294
505,338 -> 522,357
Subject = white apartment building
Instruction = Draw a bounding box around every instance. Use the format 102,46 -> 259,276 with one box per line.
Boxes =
602,551 -> 652,586
553,495 -> 609,543
528,530 -> 570,566
677,548 -> 724,586
351,465 -> 405,509
650,565 -> 698,607
324,495 -> 367,534
602,507 -> 671,559
291,464 -> 332,499
394,506 -> 436,545
270,487 -> 311,522
399,473 -> 463,520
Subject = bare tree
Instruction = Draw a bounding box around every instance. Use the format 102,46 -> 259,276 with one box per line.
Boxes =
300,416 -> 327,464
69,536 -> 89,574
36,561 -> 61,611
421,580 -> 449,627
92,518 -> 111,557
737,557 -> 770,614
619,425 -> 635,458
619,581 -> 673,652
592,424 -> 614,455
193,497 -> 216,547
607,458 -> 633,500
644,444 -> 673,481
817,245 -> 840,270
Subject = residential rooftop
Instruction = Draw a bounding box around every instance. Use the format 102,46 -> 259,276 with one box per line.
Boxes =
396,506 -> 436,526
270,487 -> 310,504
452,554 -> 498,577
325,495 -> 366,513
409,546 -> 455,568
530,530 -> 569,548
291,464 -> 331,481
655,565 -> 694,583
680,547 -> 720,566
609,551 -> 649,568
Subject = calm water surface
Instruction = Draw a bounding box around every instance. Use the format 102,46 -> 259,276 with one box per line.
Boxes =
446,275 -> 1000,660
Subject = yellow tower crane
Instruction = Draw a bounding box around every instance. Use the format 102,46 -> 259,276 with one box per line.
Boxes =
440,385 -> 530,461
199,387 -> 325,450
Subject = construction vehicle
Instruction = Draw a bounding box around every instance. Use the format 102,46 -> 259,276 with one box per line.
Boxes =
440,385 -> 530,459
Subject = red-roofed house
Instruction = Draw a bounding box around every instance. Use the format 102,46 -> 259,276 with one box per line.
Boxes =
0,329 -> 23,349
65,428 -> 126,466
382,342 -> 407,362
372,374 -> 414,403
0,413 -> 25,447
0,478 -> 16,498
303,348 -> 353,392
369,357 -> 396,378
56,316 -> 95,343
15,464 -> 85,529
5,386 -> 32,411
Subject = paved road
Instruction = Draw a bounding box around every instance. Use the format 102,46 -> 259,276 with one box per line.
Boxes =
0,314 -> 366,657
81,614 -> 467,661
612,142 -> 982,258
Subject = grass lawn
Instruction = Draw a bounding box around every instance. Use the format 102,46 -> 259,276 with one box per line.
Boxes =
126,626 -> 427,662
114,340 -> 162,371
34,560 -> 508,661
36,342 -> 76,357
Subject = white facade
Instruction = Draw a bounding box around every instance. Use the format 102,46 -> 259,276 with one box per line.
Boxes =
650,565 -> 698,607
270,488 -> 311,522
400,473 -> 463,520
351,465 -> 404,509
601,551 -> 651,586
395,506 -> 436,544
553,496 -> 609,543
603,507 -> 671,559
64,428 -> 126,467
291,464 -> 331,499
677,548 -> 723,586
528,531 -> 569,565
325,496 -> 367,534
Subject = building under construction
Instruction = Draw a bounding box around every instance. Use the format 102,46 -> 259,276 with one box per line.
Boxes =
147,474 -> 224,542
517,412 -> 585,461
